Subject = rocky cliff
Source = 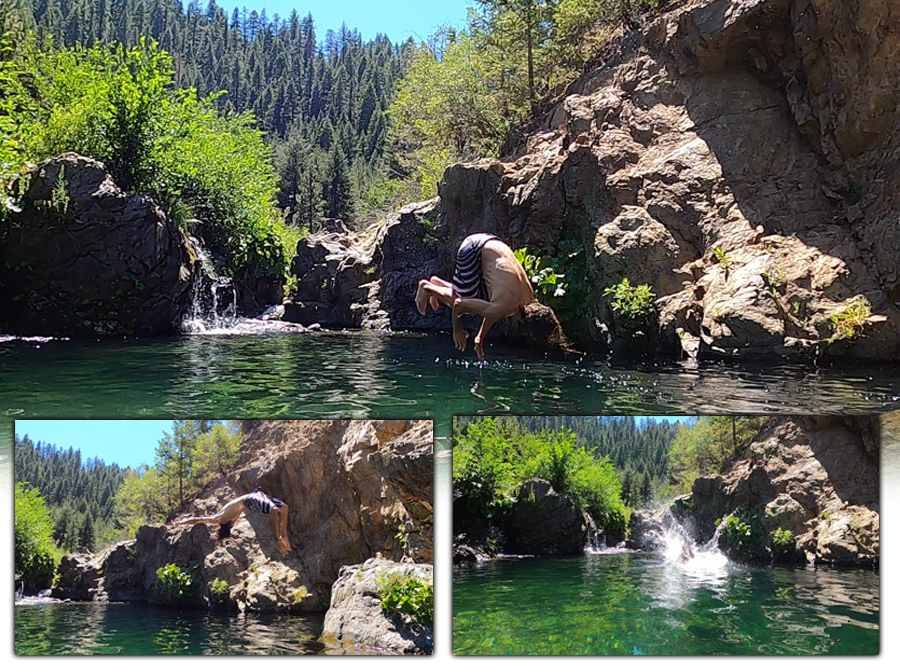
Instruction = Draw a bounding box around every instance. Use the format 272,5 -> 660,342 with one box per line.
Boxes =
54,419 -> 433,649
0,154 -> 197,337
629,415 -> 879,566
286,0 -> 899,361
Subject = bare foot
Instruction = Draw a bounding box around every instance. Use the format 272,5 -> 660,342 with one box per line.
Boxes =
415,281 -> 429,316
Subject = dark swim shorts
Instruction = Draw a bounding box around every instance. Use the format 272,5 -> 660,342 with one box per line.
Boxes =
452,233 -> 499,301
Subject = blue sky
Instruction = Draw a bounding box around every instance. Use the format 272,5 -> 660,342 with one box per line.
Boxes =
208,0 -> 474,43
14,420 -> 176,470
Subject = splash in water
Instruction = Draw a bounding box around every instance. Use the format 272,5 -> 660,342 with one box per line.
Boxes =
660,510 -> 729,577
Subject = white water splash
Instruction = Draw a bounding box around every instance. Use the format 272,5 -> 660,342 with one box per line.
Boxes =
659,510 -> 729,578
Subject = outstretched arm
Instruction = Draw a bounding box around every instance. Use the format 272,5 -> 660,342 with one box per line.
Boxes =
474,317 -> 497,361
171,499 -> 245,526
452,298 -> 469,352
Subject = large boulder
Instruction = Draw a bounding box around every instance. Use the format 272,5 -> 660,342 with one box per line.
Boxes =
502,478 -> 588,555
321,557 -> 433,654
284,202 -> 448,332
425,0 -> 900,360
0,153 -> 197,337
686,416 -> 879,566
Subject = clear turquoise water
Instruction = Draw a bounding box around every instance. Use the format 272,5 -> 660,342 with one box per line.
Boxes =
3,328 -> 900,463
452,553 -> 880,655
14,601 -> 326,654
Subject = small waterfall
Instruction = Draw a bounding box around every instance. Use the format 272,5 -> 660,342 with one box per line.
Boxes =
583,512 -> 606,554
182,239 -> 239,334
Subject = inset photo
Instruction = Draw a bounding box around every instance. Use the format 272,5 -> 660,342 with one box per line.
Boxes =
14,419 -> 433,655
452,415 -> 879,655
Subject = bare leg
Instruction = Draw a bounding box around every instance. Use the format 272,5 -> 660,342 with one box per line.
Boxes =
415,278 -> 455,315
278,505 -> 292,552
172,500 -> 245,526
269,507 -> 291,554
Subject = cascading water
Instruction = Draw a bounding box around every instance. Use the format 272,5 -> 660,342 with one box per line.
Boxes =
655,509 -> 730,577
583,512 -> 606,554
181,238 -> 304,335
583,512 -> 631,555
181,239 -> 239,334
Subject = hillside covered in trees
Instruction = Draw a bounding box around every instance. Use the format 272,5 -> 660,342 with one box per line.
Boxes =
14,420 -> 242,560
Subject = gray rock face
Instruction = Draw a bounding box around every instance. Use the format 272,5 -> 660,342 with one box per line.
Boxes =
426,0 -> 900,360
503,478 -> 588,555
321,557 -> 433,655
677,416 -> 878,566
284,201 -> 447,332
0,153 -> 197,337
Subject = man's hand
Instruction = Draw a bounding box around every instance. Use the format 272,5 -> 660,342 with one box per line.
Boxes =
474,334 -> 485,361
453,325 -> 469,352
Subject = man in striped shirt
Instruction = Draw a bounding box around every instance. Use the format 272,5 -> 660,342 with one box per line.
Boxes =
415,233 -> 534,360
171,489 -> 292,555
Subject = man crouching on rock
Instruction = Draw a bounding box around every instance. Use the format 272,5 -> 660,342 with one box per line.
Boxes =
416,233 -> 567,360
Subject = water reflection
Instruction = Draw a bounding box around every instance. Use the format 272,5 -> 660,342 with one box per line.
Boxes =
14,602 -> 327,655
452,554 -> 879,655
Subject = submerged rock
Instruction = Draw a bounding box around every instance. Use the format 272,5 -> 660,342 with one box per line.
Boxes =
0,153 -> 197,337
321,557 -> 433,655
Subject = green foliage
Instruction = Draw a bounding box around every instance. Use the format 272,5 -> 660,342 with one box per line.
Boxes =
516,240 -> 595,325
376,573 -> 434,625
453,419 -> 628,535
208,577 -> 229,604
716,513 -> 765,560
669,417 -> 766,493
156,561 -> 202,602
827,298 -> 871,344
713,247 -> 733,269
389,35 -> 506,199
771,527 -> 795,558
292,586 -> 309,605
14,482 -> 62,587
602,278 -> 656,336
15,435 -> 129,553
4,35 -> 286,277
515,247 -> 566,302
115,421 -> 242,534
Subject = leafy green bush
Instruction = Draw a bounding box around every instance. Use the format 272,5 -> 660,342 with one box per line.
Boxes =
156,561 -> 202,602
771,527 -> 794,554
453,419 -> 628,537
4,34 -> 287,278
827,298 -> 871,344
377,573 -> 434,625
602,278 -> 656,336
208,577 -> 229,604
14,482 -> 62,590
716,513 -> 765,560
515,241 -> 595,326
515,247 -> 566,303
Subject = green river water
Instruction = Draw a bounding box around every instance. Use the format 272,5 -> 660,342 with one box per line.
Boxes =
452,552 -> 879,655
14,600 -> 327,654
3,327 -> 895,655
